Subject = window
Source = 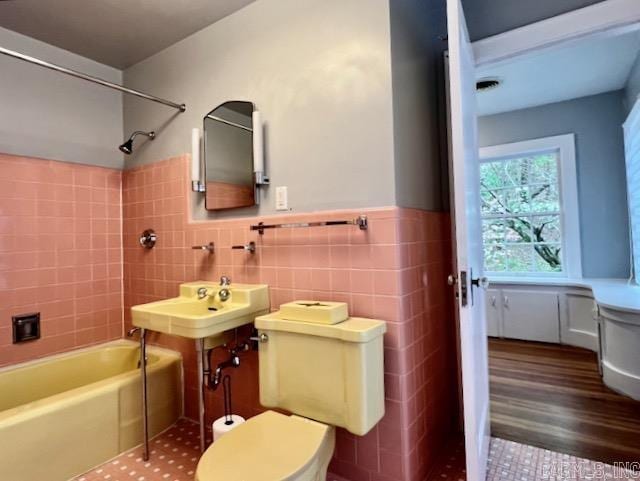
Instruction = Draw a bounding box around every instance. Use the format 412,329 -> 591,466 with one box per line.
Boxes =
479,134 -> 581,278
624,100 -> 640,285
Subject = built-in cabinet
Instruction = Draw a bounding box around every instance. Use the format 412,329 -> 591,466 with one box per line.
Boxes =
487,286 -> 560,343
504,289 -> 560,342
600,306 -> 640,400
559,289 -> 598,351
487,283 -> 597,348
486,288 -> 501,338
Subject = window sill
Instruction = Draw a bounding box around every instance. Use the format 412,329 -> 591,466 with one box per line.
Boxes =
488,276 -> 577,286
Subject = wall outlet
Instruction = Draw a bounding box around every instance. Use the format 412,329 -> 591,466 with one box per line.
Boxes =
275,186 -> 288,211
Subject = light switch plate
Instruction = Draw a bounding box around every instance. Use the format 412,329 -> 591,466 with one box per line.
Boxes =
275,186 -> 288,211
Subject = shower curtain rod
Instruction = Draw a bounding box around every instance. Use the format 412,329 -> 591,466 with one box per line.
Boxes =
0,46 -> 186,112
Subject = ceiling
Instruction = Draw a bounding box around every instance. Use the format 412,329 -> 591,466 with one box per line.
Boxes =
0,0 -> 257,69
476,28 -> 640,116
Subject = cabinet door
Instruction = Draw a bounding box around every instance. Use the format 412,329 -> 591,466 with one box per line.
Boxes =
561,291 -> 598,351
486,288 -> 501,337
502,290 -> 559,342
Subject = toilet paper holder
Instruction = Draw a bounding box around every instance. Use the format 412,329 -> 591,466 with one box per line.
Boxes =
222,375 -> 233,425
211,375 -> 246,442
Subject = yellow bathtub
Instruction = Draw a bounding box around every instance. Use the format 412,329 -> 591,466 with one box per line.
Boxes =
0,340 -> 183,481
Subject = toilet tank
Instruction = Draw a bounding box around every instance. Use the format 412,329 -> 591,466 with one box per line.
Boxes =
255,310 -> 386,436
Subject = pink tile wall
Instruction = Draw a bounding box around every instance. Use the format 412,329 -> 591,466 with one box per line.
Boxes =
0,154 -> 123,367
122,155 -> 459,481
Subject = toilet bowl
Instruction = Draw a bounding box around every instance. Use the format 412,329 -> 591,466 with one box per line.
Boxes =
195,410 -> 335,481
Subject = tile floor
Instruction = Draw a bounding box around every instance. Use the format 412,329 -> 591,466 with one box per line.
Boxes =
74,420 -> 640,481
429,438 -> 640,481
427,437 -> 466,481
487,438 -> 640,481
73,419 -> 200,481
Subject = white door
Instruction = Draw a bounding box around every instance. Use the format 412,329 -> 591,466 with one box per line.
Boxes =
446,0 -> 491,479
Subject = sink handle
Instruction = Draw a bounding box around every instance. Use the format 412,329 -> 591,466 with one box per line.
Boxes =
220,276 -> 231,286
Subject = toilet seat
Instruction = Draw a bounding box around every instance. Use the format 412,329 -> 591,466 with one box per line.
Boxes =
195,410 -> 334,481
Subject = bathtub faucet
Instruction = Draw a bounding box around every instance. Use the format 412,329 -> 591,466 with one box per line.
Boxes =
127,327 -> 141,337
127,327 -> 147,368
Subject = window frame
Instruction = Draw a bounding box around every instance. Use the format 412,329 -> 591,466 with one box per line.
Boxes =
479,133 -> 582,279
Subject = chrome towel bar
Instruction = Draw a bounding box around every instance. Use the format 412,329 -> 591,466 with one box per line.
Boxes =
250,215 -> 368,235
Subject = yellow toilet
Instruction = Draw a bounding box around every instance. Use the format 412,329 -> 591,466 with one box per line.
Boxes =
196,301 -> 386,481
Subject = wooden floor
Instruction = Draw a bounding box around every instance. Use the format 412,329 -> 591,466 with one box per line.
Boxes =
489,338 -> 640,464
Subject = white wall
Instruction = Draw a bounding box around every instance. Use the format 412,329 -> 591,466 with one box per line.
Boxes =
123,0 -> 397,218
625,51 -> 640,115
0,27 -> 124,169
389,0 -> 448,211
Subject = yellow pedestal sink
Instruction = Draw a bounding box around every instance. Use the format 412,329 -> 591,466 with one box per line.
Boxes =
131,281 -> 270,339
130,281 -> 270,457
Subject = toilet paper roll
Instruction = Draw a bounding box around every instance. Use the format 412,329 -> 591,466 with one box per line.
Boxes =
213,415 -> 245,441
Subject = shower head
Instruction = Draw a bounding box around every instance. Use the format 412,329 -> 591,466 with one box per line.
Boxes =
119,130 -> 155,155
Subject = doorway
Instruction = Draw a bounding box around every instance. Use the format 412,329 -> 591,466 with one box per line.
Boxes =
443,1 -> 640,480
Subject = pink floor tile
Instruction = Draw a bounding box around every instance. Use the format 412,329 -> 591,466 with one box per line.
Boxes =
73,419 -> 200,481
73,423 -> 640,481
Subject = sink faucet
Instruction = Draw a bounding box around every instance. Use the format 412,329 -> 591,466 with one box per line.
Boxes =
219,276 -> 231,302
196,277 -> 231,302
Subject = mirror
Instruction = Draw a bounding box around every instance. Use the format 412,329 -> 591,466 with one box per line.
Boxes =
203,101 -> 256,210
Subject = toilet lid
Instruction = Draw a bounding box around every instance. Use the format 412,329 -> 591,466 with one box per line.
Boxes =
196,410 -> 330,481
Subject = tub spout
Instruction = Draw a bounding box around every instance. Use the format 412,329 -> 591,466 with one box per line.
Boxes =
127,327 -> 146,369
127,327 -> 141,337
